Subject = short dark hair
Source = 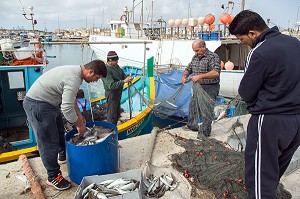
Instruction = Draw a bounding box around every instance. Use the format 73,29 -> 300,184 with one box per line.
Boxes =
84,60 -> 107,77
229,10 -> 268,35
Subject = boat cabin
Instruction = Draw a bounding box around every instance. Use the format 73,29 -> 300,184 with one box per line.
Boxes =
0,41 -> 45,163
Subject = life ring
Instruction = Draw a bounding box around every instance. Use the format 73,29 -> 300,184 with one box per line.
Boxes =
120,14 -> 127,21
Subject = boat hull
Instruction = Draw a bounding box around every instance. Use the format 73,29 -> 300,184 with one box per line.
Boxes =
91,76 -> 155,140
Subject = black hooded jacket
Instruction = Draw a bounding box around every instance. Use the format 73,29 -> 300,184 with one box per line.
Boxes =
239,26 -> 300,114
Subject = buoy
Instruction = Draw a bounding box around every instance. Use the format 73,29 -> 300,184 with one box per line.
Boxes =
225,61 -> 234,70
182,18 -> 189,27
220,60 -> 225,69
175,18 -> 182,27
168,19 -> 175,27
204,14 -> 215,25
220,13 -> 231,24
198,16 -> 205,26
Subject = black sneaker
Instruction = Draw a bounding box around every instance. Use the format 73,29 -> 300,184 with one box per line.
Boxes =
58,155 -> 67,165
47,172 -> 71,191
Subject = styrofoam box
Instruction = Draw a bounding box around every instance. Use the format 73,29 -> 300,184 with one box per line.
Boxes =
74,169 -> 143,199
14,47 -> 32,60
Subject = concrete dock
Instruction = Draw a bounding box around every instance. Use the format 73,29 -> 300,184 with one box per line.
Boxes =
0,114 -> 299,199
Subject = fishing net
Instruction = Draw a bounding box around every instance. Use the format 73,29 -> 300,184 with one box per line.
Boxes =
153,69 -> 249,130
169,135 -> 292,199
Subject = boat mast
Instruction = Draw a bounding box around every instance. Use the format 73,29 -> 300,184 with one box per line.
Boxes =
241,0 -> 245,11
141,0 -> 143,38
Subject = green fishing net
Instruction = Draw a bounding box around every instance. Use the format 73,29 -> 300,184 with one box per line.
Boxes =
169,136 -> 292,199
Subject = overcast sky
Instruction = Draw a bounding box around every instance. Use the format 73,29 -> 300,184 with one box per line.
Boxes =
1,0 -> 300,32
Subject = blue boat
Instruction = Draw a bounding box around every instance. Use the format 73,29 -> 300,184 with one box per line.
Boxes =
0,47 -> 45,163
90,59 -> 155,140
44,35 -> 53,42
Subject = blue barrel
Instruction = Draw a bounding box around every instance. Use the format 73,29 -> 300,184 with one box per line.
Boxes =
65,122 -> 118,184
210,32 -> 219,40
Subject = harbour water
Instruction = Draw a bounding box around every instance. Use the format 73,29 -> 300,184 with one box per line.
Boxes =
42,43 -> 105,99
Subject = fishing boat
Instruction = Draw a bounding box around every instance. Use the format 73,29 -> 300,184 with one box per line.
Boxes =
88,1 -> 249,99
0,45 -> 46,163
88,60 -> 155,140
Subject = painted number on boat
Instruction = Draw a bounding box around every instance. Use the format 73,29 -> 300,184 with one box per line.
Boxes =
126,118 -> 145,137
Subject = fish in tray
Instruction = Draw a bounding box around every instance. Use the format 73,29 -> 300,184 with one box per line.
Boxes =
81,178 -> 140,199
68,126 -> 114,146
143,173 -> 177,198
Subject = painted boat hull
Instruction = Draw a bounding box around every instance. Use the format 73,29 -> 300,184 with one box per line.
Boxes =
91,75 -> 155,140
0,65 -> 44,163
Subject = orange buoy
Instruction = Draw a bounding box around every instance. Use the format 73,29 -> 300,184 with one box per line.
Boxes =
220,13 -> 231,24
204,14 -> 215,25
220,61 -> 225,69
209,24 -> 215,30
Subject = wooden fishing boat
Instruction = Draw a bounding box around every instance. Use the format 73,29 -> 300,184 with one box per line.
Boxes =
89,62 -> 155,140
0,45 -> 46,163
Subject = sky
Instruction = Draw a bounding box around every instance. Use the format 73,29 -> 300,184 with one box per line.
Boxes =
1,0 -> 300,32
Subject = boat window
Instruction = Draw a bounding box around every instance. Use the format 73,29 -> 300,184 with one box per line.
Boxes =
111,24 -> 113,30
7,71 -> 25,89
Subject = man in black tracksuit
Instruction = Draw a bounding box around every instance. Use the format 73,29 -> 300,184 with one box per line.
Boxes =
229,10 -> 300,198
102,51 -> 133,125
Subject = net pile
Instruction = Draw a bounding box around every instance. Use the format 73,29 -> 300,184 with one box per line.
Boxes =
169,135 -> 292,199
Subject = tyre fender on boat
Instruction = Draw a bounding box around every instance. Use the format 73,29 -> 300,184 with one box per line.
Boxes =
120,14 -> 127,21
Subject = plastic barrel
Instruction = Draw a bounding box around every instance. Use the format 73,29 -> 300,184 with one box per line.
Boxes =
65,122 -> 118,184
202,32 -> 209,41
210,32 -> 219,40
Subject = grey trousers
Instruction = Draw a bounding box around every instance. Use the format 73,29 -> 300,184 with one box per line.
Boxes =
187,83 -> 220,135
106,89 -> 122,125
23,97 -> 65,179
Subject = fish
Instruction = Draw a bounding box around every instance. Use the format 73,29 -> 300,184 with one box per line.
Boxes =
106,178 -> 132,189
81,182 -> 95,197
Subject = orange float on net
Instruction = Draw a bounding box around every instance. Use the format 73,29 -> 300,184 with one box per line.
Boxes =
204,14 -> 215,25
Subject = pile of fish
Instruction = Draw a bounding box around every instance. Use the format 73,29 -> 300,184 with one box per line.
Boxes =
143,174 -> 177,198
68,126 -> 114,146
81,178 -> 139,199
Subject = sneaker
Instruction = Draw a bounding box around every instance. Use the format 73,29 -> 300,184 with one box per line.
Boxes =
58,155 -> 67,165
47,172 -> 71,191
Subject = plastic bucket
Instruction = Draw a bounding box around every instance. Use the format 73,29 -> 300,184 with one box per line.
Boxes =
210,32 -> 219,41
216,96 -> 225,104
65,122 -> 119,184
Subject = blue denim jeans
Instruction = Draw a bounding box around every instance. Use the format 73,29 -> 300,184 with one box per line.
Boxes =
23,97 -> 65,179
187,83 -> 220,135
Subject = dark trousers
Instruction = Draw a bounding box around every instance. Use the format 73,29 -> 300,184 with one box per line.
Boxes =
188,83 -> 219,135
106,89 -> 122,125
23,97 -> 65,179
245,114 -> 300,199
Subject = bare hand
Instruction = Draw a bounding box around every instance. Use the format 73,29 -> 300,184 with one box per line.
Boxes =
191,75 -> 201,82
182,77 -> 187,85
124,76 -> 133,83
76,124 -> 87,135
